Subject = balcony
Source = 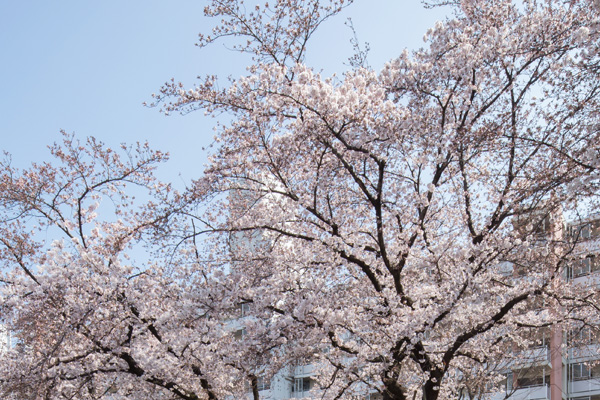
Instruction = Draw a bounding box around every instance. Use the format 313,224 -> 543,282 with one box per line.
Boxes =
573,239 -> 600,254
291,391 -> 313,399
568,344 -> 600,361
294,364 -> 316,377
569,377 -> 600,395
571,272 -> 600,289
506,384 -> 550,400
511,347 -> 552,369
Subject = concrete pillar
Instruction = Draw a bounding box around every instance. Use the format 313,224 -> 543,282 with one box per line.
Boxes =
550,325 -> 564,400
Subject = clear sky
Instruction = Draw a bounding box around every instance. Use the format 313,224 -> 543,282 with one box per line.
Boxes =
0,1 -> 448,187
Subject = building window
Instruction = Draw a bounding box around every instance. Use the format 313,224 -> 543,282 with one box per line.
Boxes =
581,224 -> 592,240
506,373 -> 513,392
234,328 -> 247,341
256,376 -> 270,391
570,255 -> 595,279
240,302 -> 250,317
534,216 -> 551,235
508,367 -> 549,390
571,223 -> 593,241
570,326 -> 592,345
246,376 -> 270,392
572,363 -> 591,381
293,377 -> 312,393
515,374 -> 545,388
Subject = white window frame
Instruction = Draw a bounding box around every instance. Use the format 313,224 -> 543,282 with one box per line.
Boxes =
234,328 -> 247,341
572,362 -> 591,381
240,303 -> 250,317
573,256 -> 593,278
294,377 -> 311,394
256,376 -> 270,391
578,224 -> 592,240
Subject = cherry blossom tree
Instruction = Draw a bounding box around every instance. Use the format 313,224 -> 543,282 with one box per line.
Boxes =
3,1 -> 600,400
162,0 -> 600,399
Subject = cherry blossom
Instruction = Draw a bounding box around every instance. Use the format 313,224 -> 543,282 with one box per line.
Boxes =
3,1 -> 600,400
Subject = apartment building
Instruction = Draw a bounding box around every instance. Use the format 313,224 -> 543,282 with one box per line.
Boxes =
233,214 -> 600,400
484,215 -> 600,400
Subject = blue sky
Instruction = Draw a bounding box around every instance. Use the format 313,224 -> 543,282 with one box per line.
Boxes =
0,1 -> 447,187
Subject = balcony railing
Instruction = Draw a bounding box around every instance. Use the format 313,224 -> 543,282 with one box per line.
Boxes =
511,347 -> 552,368
507,384 -> 550,400
294,364 -> 316,377
568,344 -> 600,360
569,377 -> 600,394
571,272 -> 600,289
